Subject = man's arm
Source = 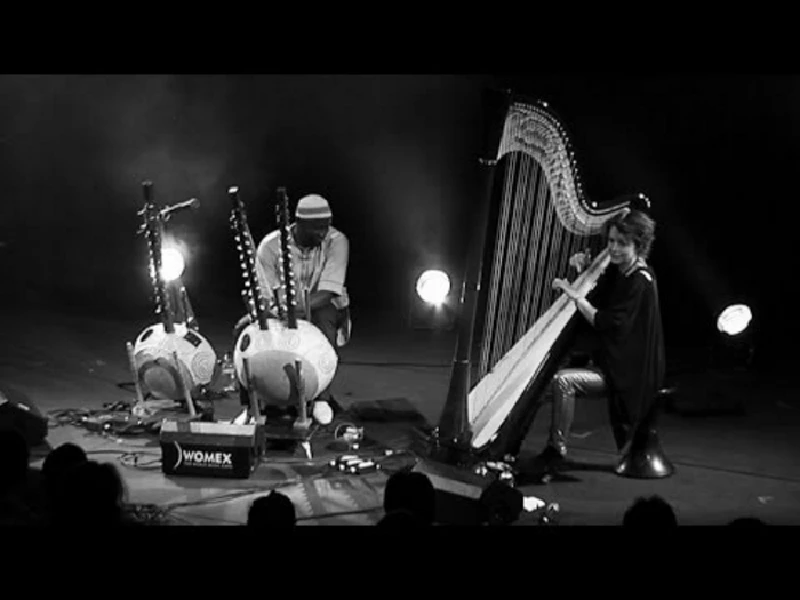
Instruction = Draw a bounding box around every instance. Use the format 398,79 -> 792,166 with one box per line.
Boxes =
312,233 -> 349,309
255,233 -> 281,312
308,290 -> 337,311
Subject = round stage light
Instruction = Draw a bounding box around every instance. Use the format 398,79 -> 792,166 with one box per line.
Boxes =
717,304 -> 752,336
416,270 -> 450,305
160,247 -> 185,282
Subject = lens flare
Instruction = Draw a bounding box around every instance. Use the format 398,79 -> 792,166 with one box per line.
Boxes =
161,247 -> 185,282
416,270 -> 450,305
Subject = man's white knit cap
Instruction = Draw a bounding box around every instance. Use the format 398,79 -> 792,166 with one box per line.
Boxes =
295,194 -> 332,220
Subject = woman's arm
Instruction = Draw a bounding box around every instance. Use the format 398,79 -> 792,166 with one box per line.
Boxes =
553,272 -> 649,334
553,278 -> 597,325
574,296 -> 598,325
592,273 -> 648,335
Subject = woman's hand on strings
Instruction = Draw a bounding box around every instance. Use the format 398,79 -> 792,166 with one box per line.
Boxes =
552,278 -> 581,300
569,248 -> 592,274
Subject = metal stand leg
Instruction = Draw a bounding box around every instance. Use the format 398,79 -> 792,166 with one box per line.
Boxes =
242,357 -> 262,424
292,360 -> 312,431
299,440 -> 312,460
172,350 -> 196,418
181,286 -> 198,330
127,342 -> 148,417
242,357 -> 266,461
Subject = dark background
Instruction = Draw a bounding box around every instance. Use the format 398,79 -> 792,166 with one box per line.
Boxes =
0,74 -> 793,370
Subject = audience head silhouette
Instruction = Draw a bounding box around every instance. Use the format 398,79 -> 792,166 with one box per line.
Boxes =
382,470 -> 436,525
0,428 -> 30,496
623,495 -> 677,527
248,491 -> 296,527
479,480 -> 524,526
377,508 -> 426,527
0,429 -> 37,525
42,443 -> 88,504
53,460 -> 127,526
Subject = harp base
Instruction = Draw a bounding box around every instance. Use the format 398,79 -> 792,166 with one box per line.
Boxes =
615,389 -> 676,479
435,359 -> 474,450
423,426 -> 478,469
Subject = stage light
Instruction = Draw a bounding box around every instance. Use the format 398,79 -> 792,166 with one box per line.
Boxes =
416,270 -> 451,306
708,303 -> 756,376
160,247 -> 185,282
716,304 -> 752,337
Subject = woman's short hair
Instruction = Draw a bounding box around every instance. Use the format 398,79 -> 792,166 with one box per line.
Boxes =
605,209 -> 657,259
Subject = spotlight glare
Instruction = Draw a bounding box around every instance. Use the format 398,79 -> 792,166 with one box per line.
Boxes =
717,304 -> 752,336
160,247 -> 186,282
416,270 -> 450,306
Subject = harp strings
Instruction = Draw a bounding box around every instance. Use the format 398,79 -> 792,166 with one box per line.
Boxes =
477,151 -> 589,381
494,152 -> 530,370
513,156 -> 543,343
479,150 -> 515,378
480,151 -> 522,378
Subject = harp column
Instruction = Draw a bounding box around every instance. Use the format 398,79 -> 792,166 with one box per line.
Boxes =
434,89 -> 511,462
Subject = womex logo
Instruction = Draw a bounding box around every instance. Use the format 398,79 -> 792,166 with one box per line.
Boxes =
172,442 -> 233,470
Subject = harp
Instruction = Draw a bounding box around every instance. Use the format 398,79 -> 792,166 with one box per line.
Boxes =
433,90 -> 645,464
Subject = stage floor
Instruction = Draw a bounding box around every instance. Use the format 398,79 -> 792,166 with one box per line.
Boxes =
2,308 -> 799,526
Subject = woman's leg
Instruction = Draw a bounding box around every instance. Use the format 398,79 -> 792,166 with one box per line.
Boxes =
546,367 -> 607,457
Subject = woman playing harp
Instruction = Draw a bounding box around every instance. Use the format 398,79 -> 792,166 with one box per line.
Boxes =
539,208 -> 666,469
